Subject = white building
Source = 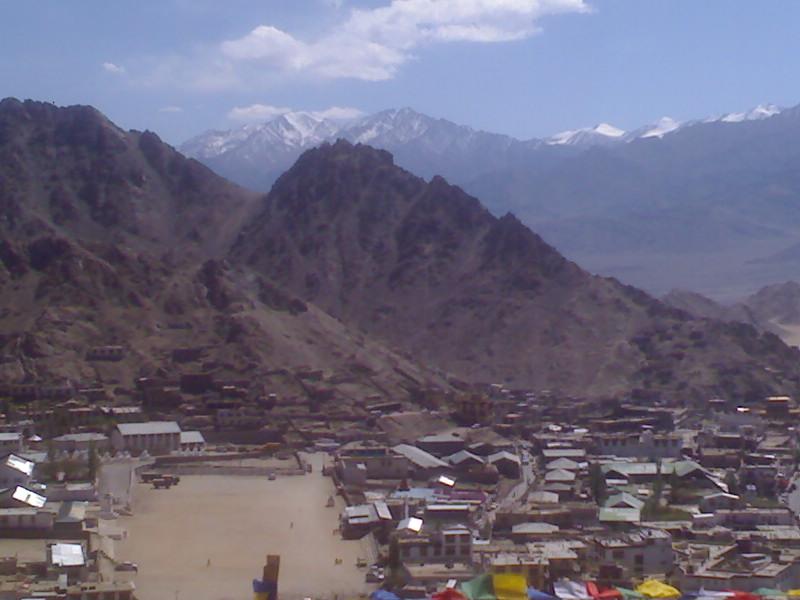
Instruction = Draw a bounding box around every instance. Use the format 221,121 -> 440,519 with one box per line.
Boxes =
0,432 -> 22,454
112,421 -> 181,454
0,454 -> 35,488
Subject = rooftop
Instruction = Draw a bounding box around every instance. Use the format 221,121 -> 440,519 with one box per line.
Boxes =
117,421 -> 181,435
180,430 -> 206,444
4,454 -> 34,476
50,543 -> 85,567
393,444 -> 448,469
11,486 -> 46,508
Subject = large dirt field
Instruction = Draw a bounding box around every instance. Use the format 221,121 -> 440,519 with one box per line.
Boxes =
115,454 -> 373,600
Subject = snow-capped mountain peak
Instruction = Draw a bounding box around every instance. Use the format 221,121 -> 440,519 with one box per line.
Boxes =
547,122 -> 626,146
638,117 -> 682,139
261,112 -> 341,148
717,103 -> 783,123
345,107 -> 439,145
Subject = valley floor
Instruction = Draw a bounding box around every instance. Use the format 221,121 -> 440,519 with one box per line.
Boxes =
116,453 -> 373,600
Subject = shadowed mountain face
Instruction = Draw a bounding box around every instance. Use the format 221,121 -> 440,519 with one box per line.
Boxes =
0,99 -> 261,256
0,99 -> 444,399
232,140 -> 800,402
4,98 -> 800,405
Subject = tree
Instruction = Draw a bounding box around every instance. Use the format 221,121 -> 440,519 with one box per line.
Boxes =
724,470 -> 739,496
668,471 -> 681,504
588,463 -> 607,505
88,443 -> 99,482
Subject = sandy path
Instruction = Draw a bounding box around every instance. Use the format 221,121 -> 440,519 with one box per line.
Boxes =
115,454 -> 372,600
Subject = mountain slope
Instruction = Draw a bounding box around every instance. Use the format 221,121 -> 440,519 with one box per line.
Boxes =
0,99 -> 446,401
663,283 -> 800,346
231,140 -> 800,402
0,98 -> 257,256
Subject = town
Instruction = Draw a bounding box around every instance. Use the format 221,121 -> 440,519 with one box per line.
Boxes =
2,366 -> 800,600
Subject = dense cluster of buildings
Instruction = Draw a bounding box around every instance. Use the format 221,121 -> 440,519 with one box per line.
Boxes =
329,390 -> 800,598
5,361 -> 800,599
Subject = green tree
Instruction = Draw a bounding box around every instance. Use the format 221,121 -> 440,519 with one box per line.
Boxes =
668,471 -> 681,504
87,443 -> 99,481
588,463 -> 607,505
724,470 -> 740,495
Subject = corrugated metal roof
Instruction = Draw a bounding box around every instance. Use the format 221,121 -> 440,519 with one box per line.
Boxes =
545,469 -> 576,482
546,458 -> 581,470
12,486 -> 46,508
512,522 -> 559,534
392,444 -> 448,469
0,432 -> 21,441
542,448 -> 586,458
488,451 -> 521,464
446,450 -> 484,465
180,431 -> 206,444
602,460 -> 703,477
4,454 -> 34,476
50,543 -> 85,567
599,507 -> 641,523
374,500 -> 392,520
604,492 -> 645,510
117,421 -> 181,436
53,433 -> 109,443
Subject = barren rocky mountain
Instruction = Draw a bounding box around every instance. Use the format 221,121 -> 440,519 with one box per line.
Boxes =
231,140 -> 800,402
4,99 -> 800,406
664,282 -> 800,346
0,99 -> 446,401
183,104 -> 800,299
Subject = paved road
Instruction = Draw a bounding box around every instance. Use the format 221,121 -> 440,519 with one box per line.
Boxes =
98,460 -> 137,507
499,446 -> 535,510
786,476 -> 800,515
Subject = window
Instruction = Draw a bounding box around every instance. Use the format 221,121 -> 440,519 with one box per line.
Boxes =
634,555 -> 644,565
612,550 -> 624,560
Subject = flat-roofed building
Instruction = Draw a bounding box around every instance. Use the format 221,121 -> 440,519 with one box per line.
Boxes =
591,529 -> 673,583
0,454 -> 34,488
0,432 -> 22,454
0,507 -> 54,531
52,432 -> 111,453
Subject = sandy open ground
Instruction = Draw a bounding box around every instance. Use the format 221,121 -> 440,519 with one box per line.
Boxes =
115,454 -> 373,600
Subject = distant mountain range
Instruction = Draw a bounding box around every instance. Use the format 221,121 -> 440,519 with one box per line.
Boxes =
664,281 -> 800,347
181,102 -> 800,299
5,97 -> 800,404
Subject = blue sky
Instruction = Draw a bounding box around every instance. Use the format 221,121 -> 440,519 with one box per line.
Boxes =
2,0 -> 800,145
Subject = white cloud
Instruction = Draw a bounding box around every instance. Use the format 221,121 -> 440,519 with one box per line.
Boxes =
227,103 -> 293,121
221,0 -> 589,81
159,106 -> 183,113
227,103 -> 363,123
310,106 -> 364,120
102,61 -> 125,74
